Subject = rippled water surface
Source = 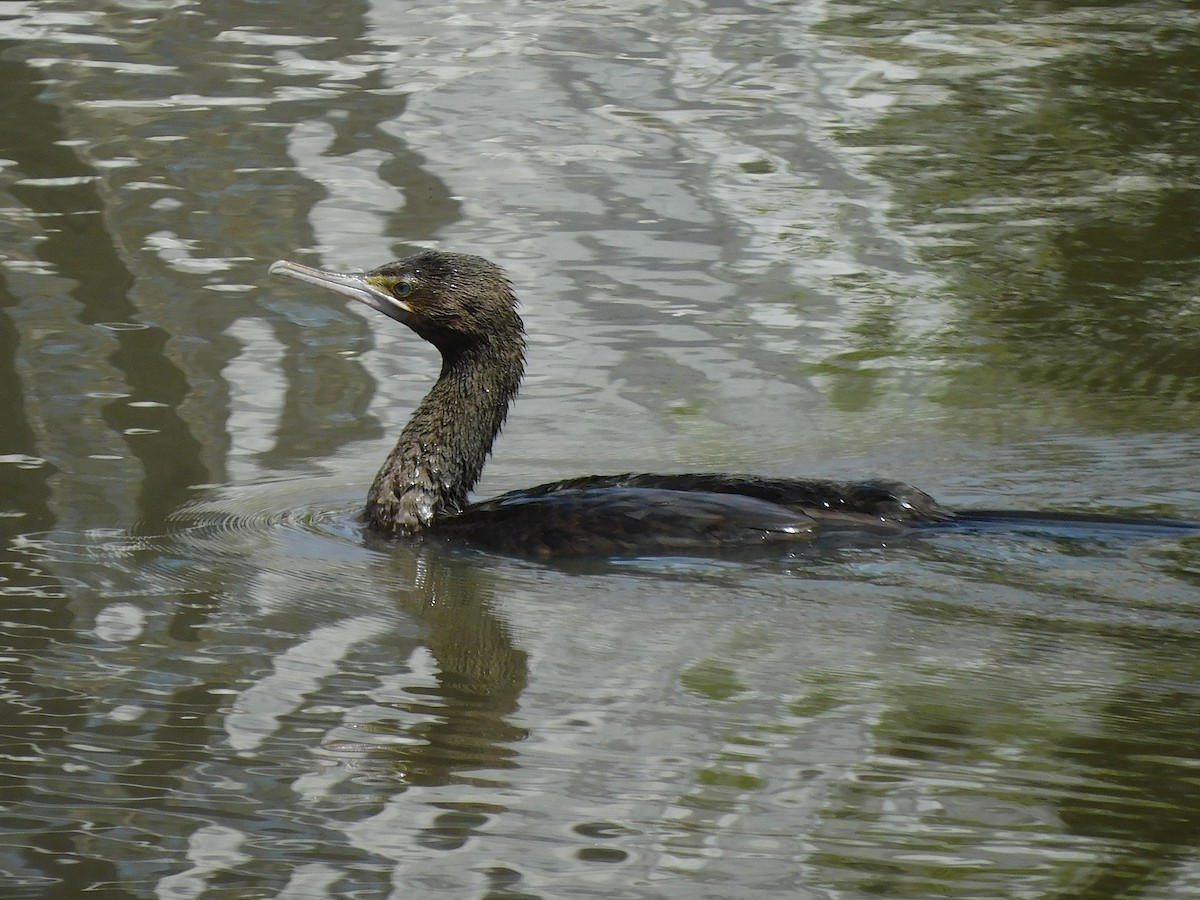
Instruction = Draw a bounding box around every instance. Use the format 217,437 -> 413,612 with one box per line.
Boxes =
2,0 -> 1200,896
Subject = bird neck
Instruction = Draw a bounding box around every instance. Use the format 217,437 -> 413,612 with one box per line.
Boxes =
365,338 -> 524,536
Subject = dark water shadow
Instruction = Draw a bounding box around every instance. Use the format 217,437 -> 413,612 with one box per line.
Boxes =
0,45 -> 206,533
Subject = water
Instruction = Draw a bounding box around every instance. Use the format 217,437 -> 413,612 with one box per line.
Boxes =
2,0 -> 1199,896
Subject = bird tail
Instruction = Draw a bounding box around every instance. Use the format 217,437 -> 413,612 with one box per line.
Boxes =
925,509 -> 1200,539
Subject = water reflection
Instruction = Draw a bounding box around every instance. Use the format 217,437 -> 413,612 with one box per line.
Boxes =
1055,679 -> 1200,898
1,0 -> 1200,895
324,544 -> 530,790
1,512 -> 537,893
822,1 -> 1200,419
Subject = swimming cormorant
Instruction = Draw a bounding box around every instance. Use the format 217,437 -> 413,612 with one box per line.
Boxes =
269,251 -> 1191,557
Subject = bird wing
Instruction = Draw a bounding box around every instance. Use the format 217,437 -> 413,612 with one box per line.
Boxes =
493,473 -> 954,530
434,486 -> 816,558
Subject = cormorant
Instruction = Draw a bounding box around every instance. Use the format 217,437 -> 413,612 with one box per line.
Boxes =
269,251 -> 1194,557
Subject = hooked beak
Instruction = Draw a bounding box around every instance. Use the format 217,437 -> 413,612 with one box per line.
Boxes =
269,260 -> 411,321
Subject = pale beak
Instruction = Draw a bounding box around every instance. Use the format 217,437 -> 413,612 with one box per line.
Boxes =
269,260 -> 411,321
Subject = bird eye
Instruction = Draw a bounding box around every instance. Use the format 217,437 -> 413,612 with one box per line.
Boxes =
395,280 -> 413,299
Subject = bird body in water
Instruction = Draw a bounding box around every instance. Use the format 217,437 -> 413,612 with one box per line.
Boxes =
269,251 -> 1194,558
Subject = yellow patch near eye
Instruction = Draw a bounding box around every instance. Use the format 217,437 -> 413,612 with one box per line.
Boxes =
367,275 -> 398,292
368,275 -> 413,305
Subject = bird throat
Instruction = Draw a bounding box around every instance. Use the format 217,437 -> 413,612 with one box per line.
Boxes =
364,340 -> 523,536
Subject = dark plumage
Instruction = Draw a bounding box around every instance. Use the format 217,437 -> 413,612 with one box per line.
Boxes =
270,250 -> 1195,558
268,250 -> 948,556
